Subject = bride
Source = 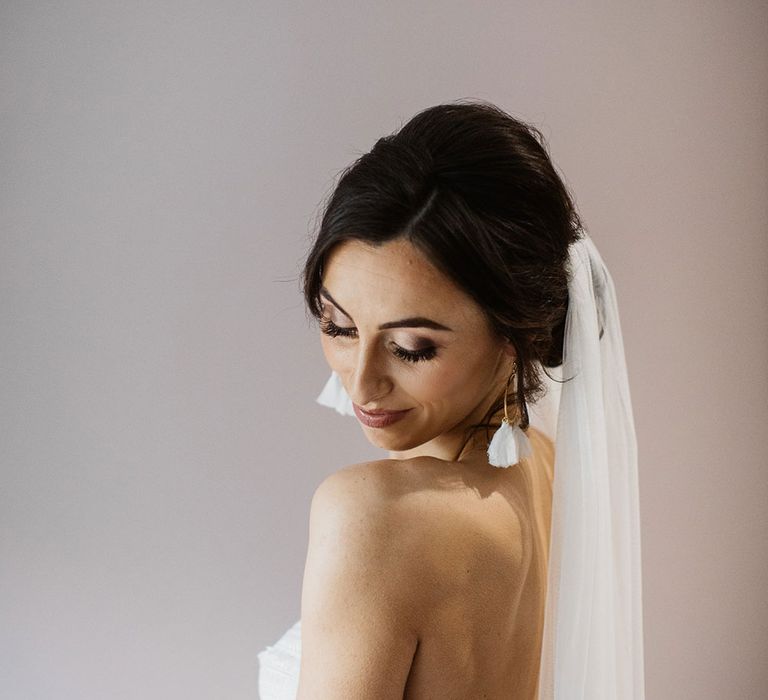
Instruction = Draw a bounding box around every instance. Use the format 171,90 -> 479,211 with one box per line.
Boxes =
258,100 -> 645,699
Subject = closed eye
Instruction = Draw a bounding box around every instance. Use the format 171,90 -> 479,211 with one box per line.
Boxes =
319,317 -> 357,338
391,345 -> 437,363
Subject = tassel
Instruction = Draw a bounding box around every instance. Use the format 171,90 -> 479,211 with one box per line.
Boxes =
487,419 -> 533,468
316,371 -> 355,416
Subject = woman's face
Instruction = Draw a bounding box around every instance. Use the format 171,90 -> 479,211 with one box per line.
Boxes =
319,237 -> 514,458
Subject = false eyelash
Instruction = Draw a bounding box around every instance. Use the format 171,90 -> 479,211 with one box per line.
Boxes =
319,317 -> 357,338
392,345 -> 438,363
319,318 -> 437,363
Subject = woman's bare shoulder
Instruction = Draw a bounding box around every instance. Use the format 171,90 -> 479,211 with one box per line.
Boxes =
309,457 -> 480,557
310,458 -> 431,531
312,459 -> 399,512
311,456 -> 474,514
306,460 -> 451,618
310,457 -> 526,576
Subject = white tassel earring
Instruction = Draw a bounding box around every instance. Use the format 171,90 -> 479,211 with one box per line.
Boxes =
487,369 -> 533,468
316,371 -> 355,416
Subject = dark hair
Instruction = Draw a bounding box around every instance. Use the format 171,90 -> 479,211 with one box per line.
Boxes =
302,99 -> 582,435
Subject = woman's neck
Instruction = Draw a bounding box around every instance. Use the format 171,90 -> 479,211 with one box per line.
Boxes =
387,401 -> 520,464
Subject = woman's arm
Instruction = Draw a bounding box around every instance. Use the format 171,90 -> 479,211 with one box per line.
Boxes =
297,464 -> 428,699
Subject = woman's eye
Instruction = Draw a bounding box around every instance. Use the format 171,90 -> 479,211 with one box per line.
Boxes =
392,345 -> 438,363
320,318 -> 437,363
319,318 -> 357,338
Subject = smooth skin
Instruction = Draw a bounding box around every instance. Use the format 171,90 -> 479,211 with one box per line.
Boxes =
298,238 -> 554,699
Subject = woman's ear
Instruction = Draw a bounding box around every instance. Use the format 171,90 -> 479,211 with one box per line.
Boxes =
502,339 -> 517,359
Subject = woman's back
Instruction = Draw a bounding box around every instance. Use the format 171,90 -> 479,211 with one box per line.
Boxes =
394,426 -> 554,699
294,425 -> 554,699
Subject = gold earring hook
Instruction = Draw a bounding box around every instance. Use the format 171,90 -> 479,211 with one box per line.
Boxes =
501,358 -> 527,428
502,369 -> 513,425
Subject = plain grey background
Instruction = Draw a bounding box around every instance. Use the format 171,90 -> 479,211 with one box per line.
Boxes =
2,2 -> 766,698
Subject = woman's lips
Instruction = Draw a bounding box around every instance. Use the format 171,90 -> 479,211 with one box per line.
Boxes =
353,404 -> 412,428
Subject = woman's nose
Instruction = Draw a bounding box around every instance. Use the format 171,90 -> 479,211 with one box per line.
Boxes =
346,341 -> 392,406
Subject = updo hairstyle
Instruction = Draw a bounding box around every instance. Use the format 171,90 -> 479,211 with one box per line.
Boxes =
302,100 -> 582,432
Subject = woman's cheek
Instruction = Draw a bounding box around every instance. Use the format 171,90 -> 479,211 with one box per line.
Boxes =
405,361 -> 467,402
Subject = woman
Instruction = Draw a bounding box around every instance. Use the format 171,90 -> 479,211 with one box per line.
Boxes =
258,101 -> 645,699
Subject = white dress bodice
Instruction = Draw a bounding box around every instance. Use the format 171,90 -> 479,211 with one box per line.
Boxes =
257,620 -> 302,700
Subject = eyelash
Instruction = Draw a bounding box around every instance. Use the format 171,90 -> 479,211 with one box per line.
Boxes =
319,318 -> 438,363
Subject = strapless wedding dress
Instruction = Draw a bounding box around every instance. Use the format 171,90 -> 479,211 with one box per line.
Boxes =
257,620 -> 302,699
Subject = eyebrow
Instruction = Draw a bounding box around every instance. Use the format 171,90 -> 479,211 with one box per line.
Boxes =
319,287 -> 454,332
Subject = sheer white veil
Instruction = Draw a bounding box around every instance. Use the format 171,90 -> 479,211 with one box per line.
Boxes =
535,231 -> 646,699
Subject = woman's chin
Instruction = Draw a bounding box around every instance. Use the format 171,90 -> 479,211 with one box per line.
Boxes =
360,426 -> 428,454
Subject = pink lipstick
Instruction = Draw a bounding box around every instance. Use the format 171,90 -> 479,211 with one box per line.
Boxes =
353,404 -> 412,428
